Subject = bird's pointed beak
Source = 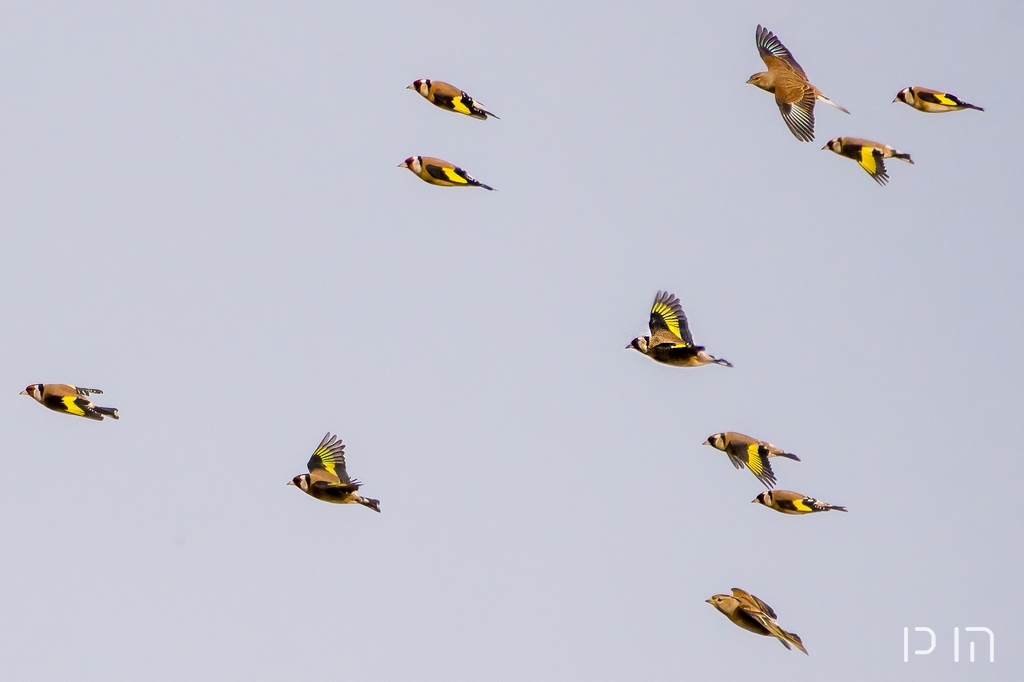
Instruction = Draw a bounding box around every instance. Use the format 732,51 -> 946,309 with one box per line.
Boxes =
821,144 -> 828,151
19,389 -> 27,395
406,84 -> 415,90
705,598 -> 713,604
398,162 -> 409,168
751,497 -> 758,503
286,480 -> 295,486
624,342 -> 632,349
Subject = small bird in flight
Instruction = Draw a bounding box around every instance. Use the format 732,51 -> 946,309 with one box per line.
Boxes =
893,86 -> 984,113
707,588 -> 807,654
399,156 -> 495,190
288,432 -> 380,512
703,432 -> 799,489
747,24 -> 849,141
20,383 -> 119,421
627,291 -> 732,368
822,137 -> 913,186
407,79 -> 499,120
753,489 -> 847,514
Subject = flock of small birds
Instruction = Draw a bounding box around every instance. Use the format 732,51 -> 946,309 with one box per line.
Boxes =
19,23 -> 985,659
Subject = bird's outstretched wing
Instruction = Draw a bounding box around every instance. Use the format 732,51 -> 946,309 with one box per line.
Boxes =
740,443 -> 778,488
756,25 -> 806,77
777,87 -> 816,142
648,291 -> 693,346
307,432 -> 350,484
853,147 -> 889,186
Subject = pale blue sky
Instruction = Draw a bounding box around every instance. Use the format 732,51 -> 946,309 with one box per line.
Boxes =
1,1 -> 1021,680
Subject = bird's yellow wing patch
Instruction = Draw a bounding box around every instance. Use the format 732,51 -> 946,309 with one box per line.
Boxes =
61,395 -> 87,416
307,433 -> 348,482
791,497 -> 815,513
857,147 -> 878,175
450,96 -> 474,116
746,444 -> 766,477
438,166 -> 470,185
651,299 -> 682,340
744,444 -> 777,487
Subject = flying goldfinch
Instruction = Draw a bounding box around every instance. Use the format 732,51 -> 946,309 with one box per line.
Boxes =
407,79 -> 499,120
627,290 -> 732,368
707,588 -> 808,654
288,432 -> 380,512
703,432 -> 799,489
20,383 -> 119,421
894,86 -> 984,113
822,137 -> 913,186
753,489 -> 847,514
747,24 -> 849,142
399,156 -> 495,191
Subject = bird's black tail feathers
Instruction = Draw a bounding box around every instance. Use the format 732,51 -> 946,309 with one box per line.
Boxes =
95,406 -> 119,420
778,452 -> 800,461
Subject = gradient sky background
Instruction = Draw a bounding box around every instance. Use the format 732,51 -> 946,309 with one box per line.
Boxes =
1,1 -> 1021,680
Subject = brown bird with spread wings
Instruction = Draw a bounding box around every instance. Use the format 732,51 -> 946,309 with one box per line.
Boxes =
748,24 -> 849,142
288,432 -> 380,512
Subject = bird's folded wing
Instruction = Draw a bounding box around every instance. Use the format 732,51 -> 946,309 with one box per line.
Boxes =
425,163 -> 472,185
311,480 -> 360,493
61,395 -> 90,416
732,588 -> 778,620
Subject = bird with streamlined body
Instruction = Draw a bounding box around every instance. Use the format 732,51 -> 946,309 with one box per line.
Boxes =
753,489 -> 847,514
894,86 -> 983,113
407,79 -> 499,120
747,24 -> 849,142
20,383 -> 119,421
627,290 -> 732,368
822,137 -> 913,186
703,432 -> 799,489
399,156 -> 495,190
707,588 -> 807,654
288,432 -> 380,512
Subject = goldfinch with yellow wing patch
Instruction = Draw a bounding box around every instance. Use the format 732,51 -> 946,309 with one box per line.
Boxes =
627,290 -> 732,368
707,588 -> 808,654
753,489 -> 847,514
703,432 -> 799,488
407,79 -> 499,120
399,156 -> 495,191
20,384 -> 119,421
894,86 -> 983,113
823,137 -> 913,186
748,24 -> 849,142
288,432 -> 380,512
